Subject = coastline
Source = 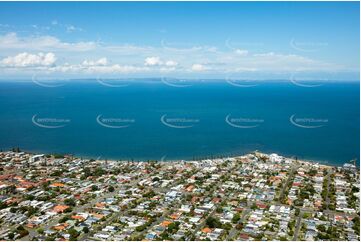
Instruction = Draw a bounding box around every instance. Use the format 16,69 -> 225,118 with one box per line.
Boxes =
11,147 -> 347,169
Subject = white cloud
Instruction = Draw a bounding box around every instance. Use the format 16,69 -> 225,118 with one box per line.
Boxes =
191,64 -> 207,72
84,64 -> 148,74
1,52 -> 56,67
253,52 -> 276,57
82,57 -> 108,66
48,63 -> 150,75
144,56 -> 162,66
0,32 -> 95,51
144,57 -> 178,67
235,49 -> 249,56
0,32 -> 352,77
165,60 -> 178,67
66,25 -> 83,33
66,25 -> 76,32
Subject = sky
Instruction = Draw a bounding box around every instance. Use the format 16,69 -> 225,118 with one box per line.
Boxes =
0,1 -> 359,80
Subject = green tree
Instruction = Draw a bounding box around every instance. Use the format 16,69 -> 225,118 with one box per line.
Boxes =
68,228 -> 79,239
37,228 -> 44,234
317,224 -> 326,233
295,208 -> 300,216
83,227 -> 89,233
232,213 -> 241,224
8,232 -> 14,239
206,216 -> 222,228
352,216 -> 360,235
64,198 -> 76,206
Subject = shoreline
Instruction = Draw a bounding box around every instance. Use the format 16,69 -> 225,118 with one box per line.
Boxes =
7,147 -> 352,169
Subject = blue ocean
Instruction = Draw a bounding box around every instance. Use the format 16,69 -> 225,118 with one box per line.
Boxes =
0,79 -> 359,166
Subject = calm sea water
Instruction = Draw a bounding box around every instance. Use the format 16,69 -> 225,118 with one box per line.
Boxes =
0,80 -> 359,166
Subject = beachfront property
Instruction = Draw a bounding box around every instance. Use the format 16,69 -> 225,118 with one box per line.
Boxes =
0,150 -> 359,241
